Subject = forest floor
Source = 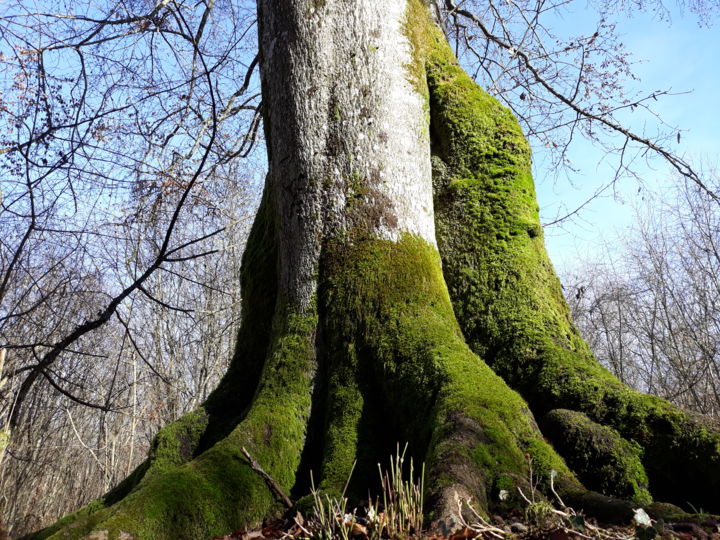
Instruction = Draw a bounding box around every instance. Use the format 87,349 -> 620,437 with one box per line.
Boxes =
210,507 -> 720,540
11,507 -> 720,540
213,448 -> 720,540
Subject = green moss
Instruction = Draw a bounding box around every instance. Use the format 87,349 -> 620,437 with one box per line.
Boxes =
199,184 -> 280,448
315,232 -> 582,517
29,184 -> 318,540
344,172 -> 369,211
34,305 -> 317,540
0,428 -> 8,454
541,409 -> 651,505
32,300 -> 317,540
416,0 -> 720,511
33,447 -> 270,540
315,234 -> 449,496
525,501 -> 556,527
147,410 -> 209,472
317,346 -> 364,495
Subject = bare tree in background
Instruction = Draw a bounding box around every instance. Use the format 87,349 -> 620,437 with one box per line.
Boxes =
0,0 -> 262,534
565,168 -> 720,416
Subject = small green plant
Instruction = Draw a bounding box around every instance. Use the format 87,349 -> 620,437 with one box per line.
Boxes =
516,456 -> 560,529
514,463 -> 637,540
686,501 -> 707,520
524,501 -> 556,528
304,444 -> 425,540
369,443 -> 424,537
309,462 -> 357,540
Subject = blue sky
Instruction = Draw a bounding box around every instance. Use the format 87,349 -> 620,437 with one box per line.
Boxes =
534,2 -> 720,272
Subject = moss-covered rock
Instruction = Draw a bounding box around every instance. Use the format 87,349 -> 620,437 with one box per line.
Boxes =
540,409 -> 651,505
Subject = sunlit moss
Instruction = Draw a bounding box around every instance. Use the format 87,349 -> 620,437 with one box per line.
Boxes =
415,0 -> 720,511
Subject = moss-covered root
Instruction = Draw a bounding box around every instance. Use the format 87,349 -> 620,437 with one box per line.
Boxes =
316,235 -> 583,530
410,0 -> 720,512
28,304 -> 317,540
34,402 -> 212,535
540,409 -> 651,505
425,372 -> 574,534
23,185 -> 288,540
28,190 -> 313,540
427,365 -> 656,528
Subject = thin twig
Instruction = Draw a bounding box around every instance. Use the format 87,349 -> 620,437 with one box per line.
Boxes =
456,495 -> 506,539
549,470 -> 565,509
241,446 -> 293,509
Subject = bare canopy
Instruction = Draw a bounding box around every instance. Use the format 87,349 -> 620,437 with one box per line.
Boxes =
18,1 -> 720,539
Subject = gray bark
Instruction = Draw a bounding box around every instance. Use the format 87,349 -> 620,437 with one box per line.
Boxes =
258,0 -> 435,309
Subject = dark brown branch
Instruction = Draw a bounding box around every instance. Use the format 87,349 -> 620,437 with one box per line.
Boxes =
40,369 -> 116,413
241,447 -> 293,509
164,227 -> 225,258
137,284 -> 194,313
163,249 -> 220,263
114,312 -> 172,386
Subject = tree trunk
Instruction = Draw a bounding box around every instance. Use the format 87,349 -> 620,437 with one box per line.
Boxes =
27,1 -> 720,539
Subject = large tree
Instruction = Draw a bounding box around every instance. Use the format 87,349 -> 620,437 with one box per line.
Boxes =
27,0 -> 720,538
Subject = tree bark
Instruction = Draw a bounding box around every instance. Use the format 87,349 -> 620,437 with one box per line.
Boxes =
26,1 -> 720,539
